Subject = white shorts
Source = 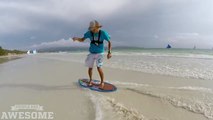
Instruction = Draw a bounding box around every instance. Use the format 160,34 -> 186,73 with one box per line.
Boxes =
85,53 -> 104,68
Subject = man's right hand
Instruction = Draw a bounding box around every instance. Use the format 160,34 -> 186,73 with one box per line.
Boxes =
72,37 -> 78,41
72,37 -> 85,42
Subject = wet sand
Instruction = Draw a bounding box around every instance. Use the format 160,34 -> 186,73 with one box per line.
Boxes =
0,54 -> 26,64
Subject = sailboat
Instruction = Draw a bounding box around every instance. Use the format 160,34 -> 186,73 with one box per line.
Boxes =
33,50 -> 37,54
27,50 -> 30,54
166,44 -> 172,49
193,45 -> 196,50
27,50 -> 37,55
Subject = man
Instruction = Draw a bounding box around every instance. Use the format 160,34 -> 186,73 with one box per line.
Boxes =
72,20 -> 112,89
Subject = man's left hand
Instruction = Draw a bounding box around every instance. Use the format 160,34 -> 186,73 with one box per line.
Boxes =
107,53 -> 112,59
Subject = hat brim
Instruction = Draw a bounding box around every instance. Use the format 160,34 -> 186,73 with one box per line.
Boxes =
88,25 -> 102,30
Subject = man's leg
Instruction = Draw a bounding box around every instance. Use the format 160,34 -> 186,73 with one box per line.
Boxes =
88,68 -> 93,86
85,54 -> 95,86
97,67 -> 104,88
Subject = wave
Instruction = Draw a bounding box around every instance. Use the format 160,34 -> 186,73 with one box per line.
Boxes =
45,51 -> 213,60
111,81 -> 213,118
105,59 -> 213,81
112,51 -> 213,60
126,88 -> 213,119
111,81 -> 150,87
168,86 -> 213,93
37,53 -> 213,81
88,93 -> 149,120
88,81 -> 213,119
113,81 -> 213,93
89,93 -> 103,120
105,97 -> 146,120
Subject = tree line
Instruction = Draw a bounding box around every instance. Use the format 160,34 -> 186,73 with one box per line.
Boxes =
0,46 -> 26,56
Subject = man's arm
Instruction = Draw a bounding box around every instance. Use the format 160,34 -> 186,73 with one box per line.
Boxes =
108,41 -> 112,52
107,41 -> 112,59
72,37 -> 85,42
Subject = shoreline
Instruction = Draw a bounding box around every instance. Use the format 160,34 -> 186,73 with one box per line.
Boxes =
0,53 -> 26,58
0,54 -> 26,64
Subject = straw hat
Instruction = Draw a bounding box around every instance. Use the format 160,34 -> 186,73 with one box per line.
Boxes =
88,20 -> 102,30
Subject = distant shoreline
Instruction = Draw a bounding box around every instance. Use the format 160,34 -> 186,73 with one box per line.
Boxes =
0,54 -> 26,64
0,53 -> 26,58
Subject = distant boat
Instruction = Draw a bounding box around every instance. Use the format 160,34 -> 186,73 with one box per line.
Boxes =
33,50 -> 37,54
27,50 -> 30,54
27,50 -> 37,55
166,44 -> 172,49
193,45 -> 196,50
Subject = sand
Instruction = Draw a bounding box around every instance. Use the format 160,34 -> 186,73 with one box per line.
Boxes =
0,54 -> 26,64
0,53 -> 212,120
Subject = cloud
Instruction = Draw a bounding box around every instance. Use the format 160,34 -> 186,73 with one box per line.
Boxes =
30,38 -> 88,49
0,0 -> 129,34
29,37 -> 125,50
174,33 -> 200,40
1,0 -> 213,49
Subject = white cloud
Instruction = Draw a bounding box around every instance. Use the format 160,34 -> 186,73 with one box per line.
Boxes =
1,0 -> 213,49
0,15 -> 37,34
30,36 -> 36,40
154,35 -> 159,39
165,33 -> 200,45
175,33 -> 200,39
0,0 -> 130,34
30,38 -> 125,50
30,38 -> 88,49
164,33 -> 213,49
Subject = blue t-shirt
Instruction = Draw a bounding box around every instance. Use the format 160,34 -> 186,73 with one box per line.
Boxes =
83,30 -> 110,53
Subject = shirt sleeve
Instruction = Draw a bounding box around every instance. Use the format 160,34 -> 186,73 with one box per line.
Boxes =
102,31 -> 111,41
83,31 -> 91,39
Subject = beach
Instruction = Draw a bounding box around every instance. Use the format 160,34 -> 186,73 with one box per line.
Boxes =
0,54 -> 26,64
0,50 -> 213,120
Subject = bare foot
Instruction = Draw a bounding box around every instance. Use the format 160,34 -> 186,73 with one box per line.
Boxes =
99,82 -> 104,89
88,80 -> 93,87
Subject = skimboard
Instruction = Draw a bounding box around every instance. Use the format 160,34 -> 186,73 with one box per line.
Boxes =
78,78 -> 117,92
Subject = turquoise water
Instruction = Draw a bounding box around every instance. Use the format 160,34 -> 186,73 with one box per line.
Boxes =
40,48 -> 213,80
63,48 -> 213,59
113,48 -> 213,57
52,48 -> 213,80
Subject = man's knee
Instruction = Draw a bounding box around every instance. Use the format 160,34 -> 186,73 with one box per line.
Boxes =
89,68 -> 93,70
97,67 -> 103,72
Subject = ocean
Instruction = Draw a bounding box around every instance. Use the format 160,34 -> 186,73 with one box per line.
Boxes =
46,48 -> 213,80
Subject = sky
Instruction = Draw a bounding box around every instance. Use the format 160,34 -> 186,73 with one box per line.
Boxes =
0,0 -> 213,50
